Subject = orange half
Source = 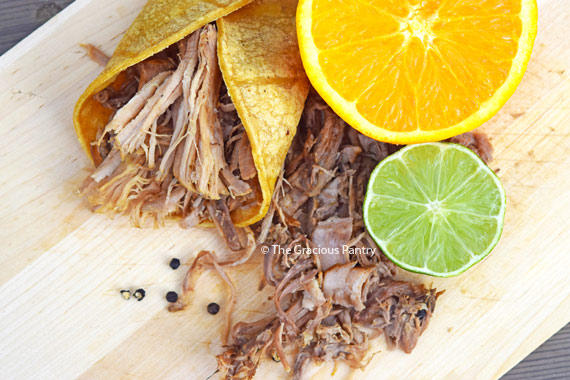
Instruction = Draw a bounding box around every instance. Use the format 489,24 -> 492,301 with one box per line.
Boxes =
297,0 -> 538,144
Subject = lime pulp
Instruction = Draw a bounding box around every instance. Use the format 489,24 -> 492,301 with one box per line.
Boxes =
363,142 -> 506,277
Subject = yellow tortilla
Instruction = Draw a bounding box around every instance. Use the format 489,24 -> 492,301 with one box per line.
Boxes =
73,0 -> 309,226
217,0 -> 310,225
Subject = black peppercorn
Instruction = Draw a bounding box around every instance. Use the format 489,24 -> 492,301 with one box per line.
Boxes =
169,258 -> 181,270
166,291 -> 178,303
133,288 -> 146,301
207,302 -> 220,315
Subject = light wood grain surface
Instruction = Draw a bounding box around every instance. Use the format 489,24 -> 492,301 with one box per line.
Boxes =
0,0 -> 569,379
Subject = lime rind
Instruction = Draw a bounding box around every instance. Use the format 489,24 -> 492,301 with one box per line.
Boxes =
363,142 -> 506,277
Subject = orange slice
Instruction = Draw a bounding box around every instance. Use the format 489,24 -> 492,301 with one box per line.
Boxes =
297,0 -> 537,144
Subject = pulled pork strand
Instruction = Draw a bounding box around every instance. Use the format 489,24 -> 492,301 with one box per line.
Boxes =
81,25 -> 257,234
81,43 -> 110,66
169,250 -> 236,345
449,131 -> 494,163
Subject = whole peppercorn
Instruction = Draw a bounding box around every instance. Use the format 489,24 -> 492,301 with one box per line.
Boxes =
166,291 -> 179,303
133,288 -> 146,301
207,302 -> 220,315
169,258 -> 181,270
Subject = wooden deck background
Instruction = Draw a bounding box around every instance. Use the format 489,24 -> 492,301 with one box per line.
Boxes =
0,1 -> 567,379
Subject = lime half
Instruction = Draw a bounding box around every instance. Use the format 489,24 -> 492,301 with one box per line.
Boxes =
363,142 -> 506,277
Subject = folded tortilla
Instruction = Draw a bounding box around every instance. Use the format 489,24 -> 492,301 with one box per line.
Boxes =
73,0 -> 309,227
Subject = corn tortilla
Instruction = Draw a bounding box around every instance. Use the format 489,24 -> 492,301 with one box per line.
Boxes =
73,0 -> 309,226
218,0 -> 310,224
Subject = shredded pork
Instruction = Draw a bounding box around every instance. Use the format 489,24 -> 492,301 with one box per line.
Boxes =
450,131 -> 494,163
81,43 -> 110,66
81,25 -> 258,233
169,92 -> 497,378
185,93 -> 482,379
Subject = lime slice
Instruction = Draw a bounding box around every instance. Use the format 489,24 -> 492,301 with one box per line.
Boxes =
363,142 -> 506,277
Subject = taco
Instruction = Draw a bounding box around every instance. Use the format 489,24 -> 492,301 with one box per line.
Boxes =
73,0 -> 309,247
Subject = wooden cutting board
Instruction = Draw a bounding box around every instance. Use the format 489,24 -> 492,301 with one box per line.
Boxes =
1,0 -> 569,379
